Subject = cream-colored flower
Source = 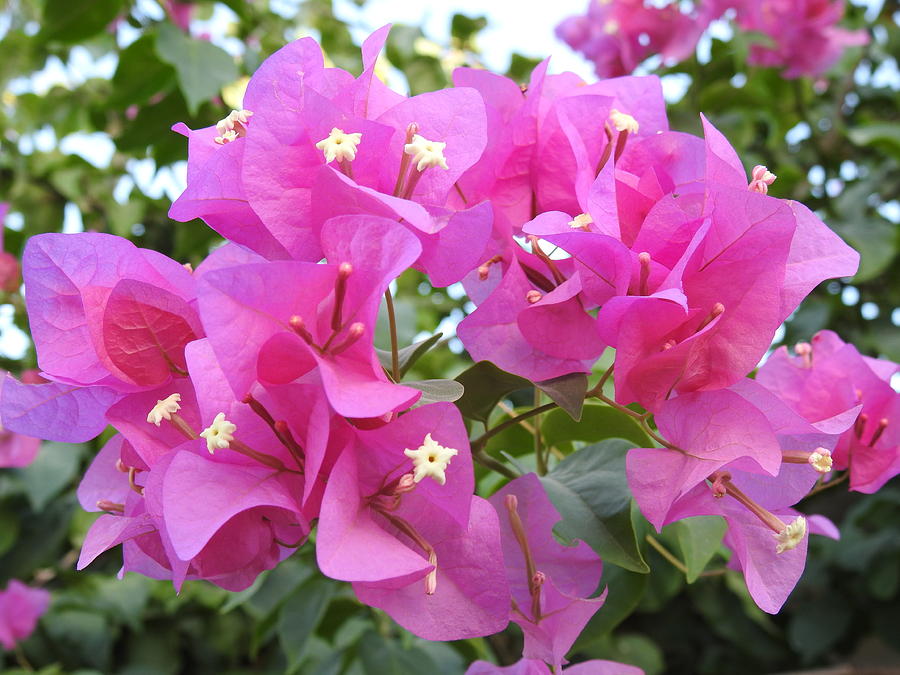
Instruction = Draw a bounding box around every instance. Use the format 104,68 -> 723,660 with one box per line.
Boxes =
403,134 -> 449,172
609,108 -> 639,133
404,433 -> 459,485
146,394 -> 182,426
774,516 -> 807,554
315,128 -> 362,163
199,412 -> 236,454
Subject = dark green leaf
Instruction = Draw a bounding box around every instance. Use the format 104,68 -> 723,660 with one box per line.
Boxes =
17,442 -> 84,511
454,361 -> 530,423
40,0 -> 125,43
155,24 -> 239,114
375,332 -> 443,378
358,630 -> 441,675
575,565 -> 649,646
278,578 -> 337,673
42,609 -> 112,671
535,373 -> 588,421
541,403 -> 652,450
111,34 -> 177,108
541,439 -> 649,572
506,53 -> 541,83
0,507 -> 20,556
787,596 -> 852,661
450,13 -> 487,46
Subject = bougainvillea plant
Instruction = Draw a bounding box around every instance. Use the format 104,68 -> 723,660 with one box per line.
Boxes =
2,20 -> 896,673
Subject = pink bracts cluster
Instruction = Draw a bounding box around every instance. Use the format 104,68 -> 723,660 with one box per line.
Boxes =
1,25 -> 890,669
557,0 -> 869,79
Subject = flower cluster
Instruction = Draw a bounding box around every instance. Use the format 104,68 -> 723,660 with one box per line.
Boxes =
2,26 -> 893,668
557,0 -> 869,79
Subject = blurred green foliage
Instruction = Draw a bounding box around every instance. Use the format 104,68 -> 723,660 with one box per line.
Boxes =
0,0 -> 897,673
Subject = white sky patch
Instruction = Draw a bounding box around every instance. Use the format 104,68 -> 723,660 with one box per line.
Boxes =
63,203 -> 84,234
59,132 -> 117,169
332,0 -> 596,79
0,304 -> 30,360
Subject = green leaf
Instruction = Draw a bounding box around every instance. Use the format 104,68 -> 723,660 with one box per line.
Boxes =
831,218 -> 898,283
90,574 -> 153,630
483,410 -> 533,458
0,507 -> 20,556
787,596 -> 852,661
575,565 -> 648,646
375,332 -> 443,378
278,578 -> 337,673
17,442 -> 84,511
847,123 -> 900,159
406,379 -> 465,404
669,516 -> 727,583
454,361 -> 530,423
535,373 -> 588,421
450,13 -> 488,46
541,439 -> 649,572
111,34 -> 177,108
155,24 -> 239,114
40,0 -> 125,43
358,630 -> 441,675
245,558 -> 314,620
506,53 -> 542,83
602,633 -> 665,675
541,403 -> 652,451
42,609 -> 113,672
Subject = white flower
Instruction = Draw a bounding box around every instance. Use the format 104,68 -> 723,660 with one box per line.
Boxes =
146,394 -> 182,426
214,109 -> 252,144
568,213 -> 593,230
609,109 -> 639,134
774,516 -> 807,554
808,448 -> 833,473
403,134 -> 449,172
199,413 -> 236,454
404,433 -> 459,485
315,128 -> 362,163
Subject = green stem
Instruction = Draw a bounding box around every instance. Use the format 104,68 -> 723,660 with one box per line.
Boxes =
472,446 -> 519,480
384,289 -> 400,382
804,471 -> 849,498
534,389 -> 547,476
593,391 -> 678,450
645,534 -> 688,575
471,402 -> 558,449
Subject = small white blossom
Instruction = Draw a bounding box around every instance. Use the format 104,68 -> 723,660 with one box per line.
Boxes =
609,109 -> 639,134
214,109 -> 252,144
774,516 -> 807,554
403,134 -> 449,172
568,213 -> 593,230
147,394 -> 182,426
404,433 -> 459,485
808,448 -> 833,473
199,412 -> 236,454
315,128 -> 362,163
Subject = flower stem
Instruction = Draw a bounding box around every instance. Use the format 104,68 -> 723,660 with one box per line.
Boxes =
645,534 -> 688,575
804,471 -> 849,498
472,402 -> 558,449
384,289 -> 400,382
534,389 -> 547,476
